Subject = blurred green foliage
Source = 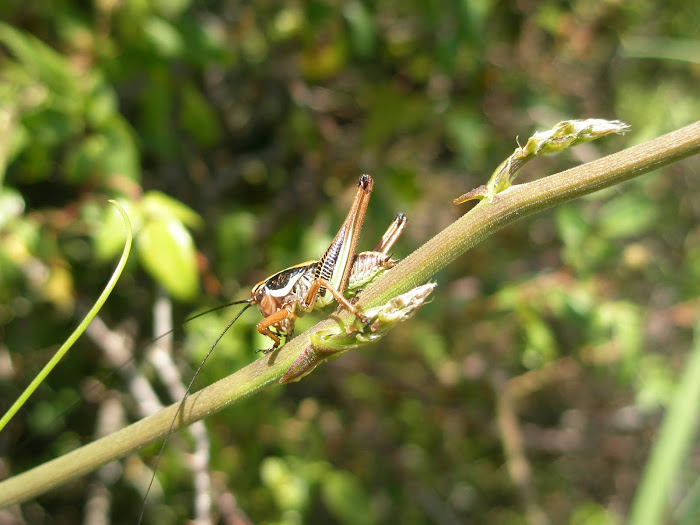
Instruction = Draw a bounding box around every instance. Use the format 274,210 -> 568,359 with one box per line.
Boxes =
1,0 -> 699,524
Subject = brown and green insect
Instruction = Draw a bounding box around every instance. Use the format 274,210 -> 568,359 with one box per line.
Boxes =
249,173 -> 406,352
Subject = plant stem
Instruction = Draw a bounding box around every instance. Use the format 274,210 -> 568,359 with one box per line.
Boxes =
361,119 -> 700,308
1,120 -> 698,507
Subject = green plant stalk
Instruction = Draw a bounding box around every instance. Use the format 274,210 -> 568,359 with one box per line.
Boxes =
365,120 -> 700,308
0,200 -> 132,433
1,120 -> 698,507
627,317 -> 700,525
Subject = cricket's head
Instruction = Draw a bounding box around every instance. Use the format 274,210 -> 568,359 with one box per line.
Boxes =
250,262 -> 313,317
250,276 -> 297,338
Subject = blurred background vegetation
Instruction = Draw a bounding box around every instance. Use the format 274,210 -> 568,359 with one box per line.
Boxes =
1,0 -> 699,524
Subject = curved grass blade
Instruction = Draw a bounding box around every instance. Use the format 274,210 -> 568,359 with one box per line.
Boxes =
0,200 -> 133,432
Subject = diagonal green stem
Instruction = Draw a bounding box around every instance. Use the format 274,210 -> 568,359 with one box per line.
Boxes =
0,120 -> 698,507
361,120 -> 700,308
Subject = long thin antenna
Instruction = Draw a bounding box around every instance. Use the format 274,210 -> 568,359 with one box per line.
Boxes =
15,300 -> 255,456
181,299 -> 253,325
137,300 -> 254,524
146,299 -> 253,348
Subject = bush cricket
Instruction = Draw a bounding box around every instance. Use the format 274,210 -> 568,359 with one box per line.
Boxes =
250,173 -> 406,353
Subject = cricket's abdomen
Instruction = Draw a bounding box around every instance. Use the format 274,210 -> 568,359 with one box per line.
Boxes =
347,251 -> 396,292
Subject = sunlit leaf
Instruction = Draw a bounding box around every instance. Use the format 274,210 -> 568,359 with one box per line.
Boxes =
152,0 -> 191,18
321,470 -> 374,525
94,200 -> 138,261
94,116 -> 141,183
0,187 -> 25,228
84,73 -> 119,128
343,1 -> 375,57
521,308 -> 557,368
142,190 -> 203,229
143,16 -> 184,58
569,500 -> 619,525
300,35 -> 347,80
260,457 -> 310,512
44,262 -> 75,312
0,22 -> 79,99
136,216 -> 199,301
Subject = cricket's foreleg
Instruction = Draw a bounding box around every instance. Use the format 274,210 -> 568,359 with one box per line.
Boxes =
373,213 -> 407,254
304,278 -> 368,323
256,308 -> 296,353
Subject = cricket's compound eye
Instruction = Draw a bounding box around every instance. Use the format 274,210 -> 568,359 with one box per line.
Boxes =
252,282 -> 265,303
